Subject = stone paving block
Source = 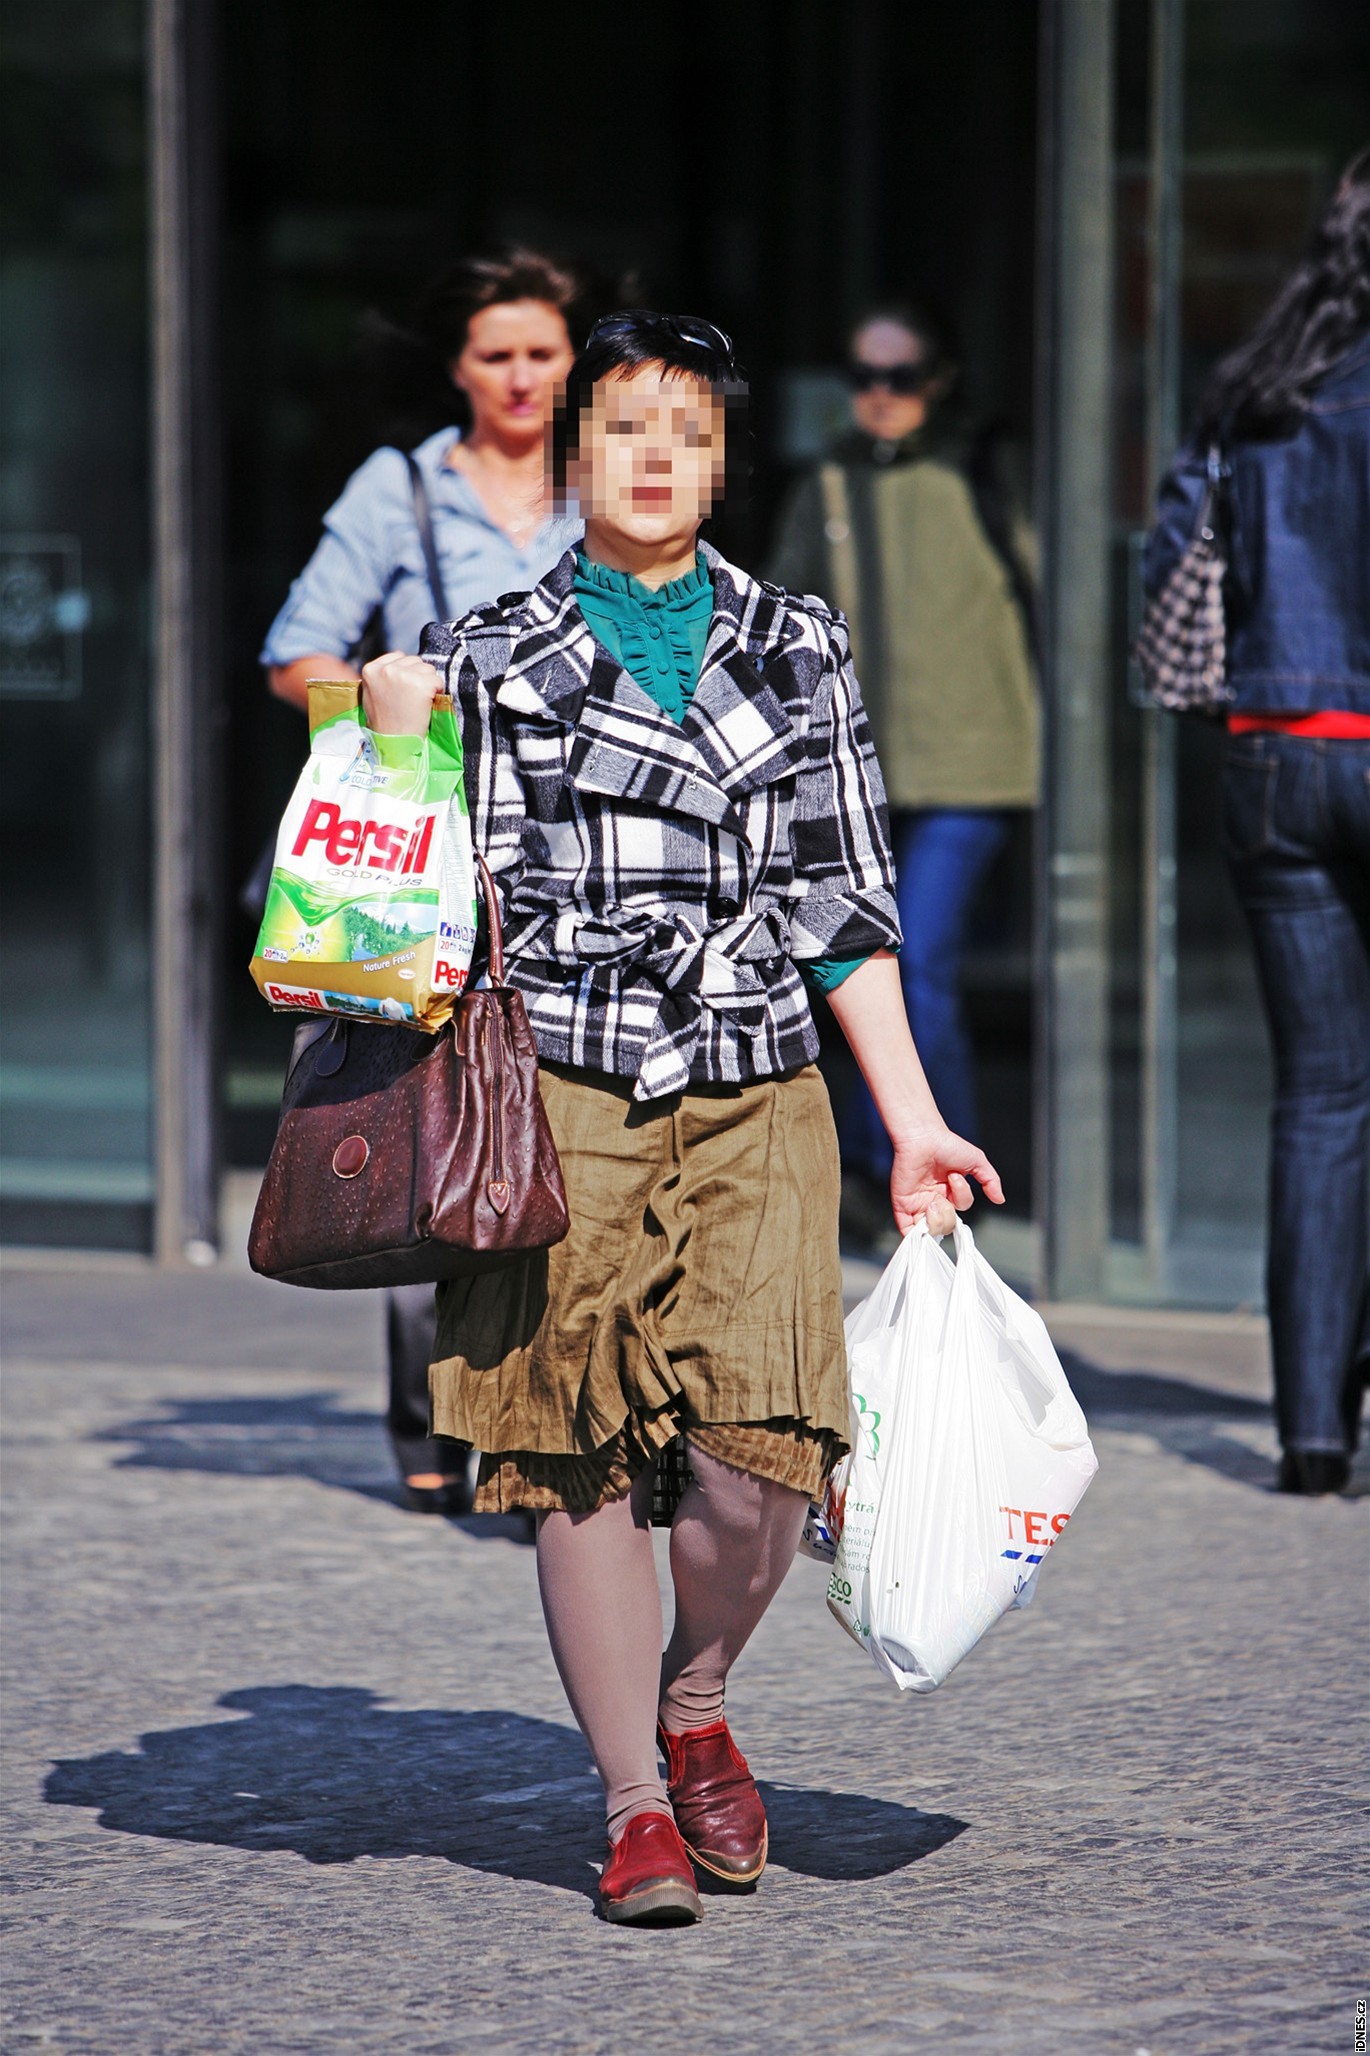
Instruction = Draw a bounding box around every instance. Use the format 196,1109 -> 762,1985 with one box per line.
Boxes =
2,1263 -> 1366,2054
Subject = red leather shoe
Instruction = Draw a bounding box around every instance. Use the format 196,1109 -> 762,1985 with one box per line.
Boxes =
658,1717 -> 768,1885
597,1811 -> 703,1926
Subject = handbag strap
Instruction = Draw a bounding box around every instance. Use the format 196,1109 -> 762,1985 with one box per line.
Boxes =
818,462 -> 860,630
473,850 -> 505,986
403,450 -> 451,624
1198,439 -> 1230,546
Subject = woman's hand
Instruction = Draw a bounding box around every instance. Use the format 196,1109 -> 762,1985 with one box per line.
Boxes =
360,652 -> 441,736
825,956 -> 1005,1237
889,1122 -> 1004,1240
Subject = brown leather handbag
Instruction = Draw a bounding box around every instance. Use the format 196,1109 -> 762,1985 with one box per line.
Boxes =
248,855 -> 569,1289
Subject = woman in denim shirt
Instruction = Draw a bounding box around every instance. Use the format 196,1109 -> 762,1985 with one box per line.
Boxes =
1147,149 -> 1370,1494
260,247 -> 587,1512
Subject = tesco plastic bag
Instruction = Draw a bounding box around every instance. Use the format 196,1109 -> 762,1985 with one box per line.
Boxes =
250,679 -> 477,1031
803,1218 -> 1098,1693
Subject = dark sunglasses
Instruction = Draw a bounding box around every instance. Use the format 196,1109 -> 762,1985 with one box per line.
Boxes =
847,361 -> 933,395
588,310 -> 737,361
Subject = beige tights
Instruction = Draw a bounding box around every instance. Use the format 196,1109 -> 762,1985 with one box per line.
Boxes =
535,1444 -> 809,1842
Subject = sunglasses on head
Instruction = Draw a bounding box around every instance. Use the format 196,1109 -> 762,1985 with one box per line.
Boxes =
588,311 -> 737,361
847,361 -> 933,395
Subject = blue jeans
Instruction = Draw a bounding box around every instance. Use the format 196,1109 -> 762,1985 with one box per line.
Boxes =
842,807 -> 1012,1177
1223,733 -> 1370,1455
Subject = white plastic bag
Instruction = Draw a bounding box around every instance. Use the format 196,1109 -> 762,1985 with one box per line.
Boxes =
810,1218 -> 1097,1693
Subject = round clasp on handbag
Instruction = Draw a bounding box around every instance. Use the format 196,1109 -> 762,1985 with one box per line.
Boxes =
332,1135 -> 370,1179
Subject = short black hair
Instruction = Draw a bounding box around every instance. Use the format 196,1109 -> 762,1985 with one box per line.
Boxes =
550,308 -> 750,512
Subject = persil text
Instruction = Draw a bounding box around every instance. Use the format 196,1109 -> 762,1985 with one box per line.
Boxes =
291,799 -> 436,874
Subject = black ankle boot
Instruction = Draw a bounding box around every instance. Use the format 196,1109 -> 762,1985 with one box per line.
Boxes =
1277,1449 -> 1350,1496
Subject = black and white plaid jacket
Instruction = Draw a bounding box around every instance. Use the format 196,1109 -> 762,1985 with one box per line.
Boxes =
420,542 -> 901,1101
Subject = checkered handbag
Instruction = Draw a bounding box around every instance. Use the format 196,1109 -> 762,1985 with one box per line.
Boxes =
1134,445 -> 1234,715
650,1435 -> 694,1527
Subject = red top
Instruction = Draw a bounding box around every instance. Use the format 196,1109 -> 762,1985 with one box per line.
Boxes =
1228,711 -> 1370,739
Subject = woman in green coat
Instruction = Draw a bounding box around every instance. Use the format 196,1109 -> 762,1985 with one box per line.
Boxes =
769,304 -> 1039,1219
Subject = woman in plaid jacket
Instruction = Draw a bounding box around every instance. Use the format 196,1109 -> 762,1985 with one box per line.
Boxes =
363,312 -> 1003,1925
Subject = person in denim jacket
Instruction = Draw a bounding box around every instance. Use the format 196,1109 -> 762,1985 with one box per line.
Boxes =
1147,147 -> 1370,1495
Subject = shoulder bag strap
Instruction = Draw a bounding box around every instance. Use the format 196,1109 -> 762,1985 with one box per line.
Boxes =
403,450 -> 451,624
1199,439 -> 1233,549
472,850 -> 505,987
818,461 -> 860,630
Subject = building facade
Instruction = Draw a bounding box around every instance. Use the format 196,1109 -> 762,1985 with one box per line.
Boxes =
2,0 -> 1366,1301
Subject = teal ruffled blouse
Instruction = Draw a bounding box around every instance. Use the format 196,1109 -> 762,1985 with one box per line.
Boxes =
573,552 -> 868,995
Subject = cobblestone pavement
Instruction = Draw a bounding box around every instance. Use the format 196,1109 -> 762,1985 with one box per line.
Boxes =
3,1258 -> 1366,2055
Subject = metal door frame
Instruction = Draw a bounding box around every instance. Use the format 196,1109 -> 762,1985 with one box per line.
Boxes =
1034,0 -> 1188,1304
149,0 -> 221,1263
1033,0 -> 1117,1301
1138,0 -> 1185,1293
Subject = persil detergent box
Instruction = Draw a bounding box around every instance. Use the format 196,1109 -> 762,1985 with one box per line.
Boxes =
249,679 -> 477,1031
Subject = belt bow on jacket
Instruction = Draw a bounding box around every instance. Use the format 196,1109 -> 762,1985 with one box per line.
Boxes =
520,904 -> 793,1100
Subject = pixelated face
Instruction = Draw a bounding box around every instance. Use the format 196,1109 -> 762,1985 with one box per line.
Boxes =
574,364 -> 727,545
451,299 -> 574,443
849,316 -> 937,443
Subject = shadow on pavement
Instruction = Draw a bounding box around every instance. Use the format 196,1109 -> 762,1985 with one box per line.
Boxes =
93,1393 -> 532,1540
1054,1356 -> 1269,1422
93,1364 -> 1299,1512
1056,1351 -> 1283,1493
44,1685 -> 966,1899
754,1781 -> 966,1881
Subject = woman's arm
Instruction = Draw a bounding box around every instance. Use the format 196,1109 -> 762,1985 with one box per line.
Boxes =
789,615 -> 998,1235
787,622 -> 902,961
827,951 -> 1003,1237
260,447 -> 409,708
1144,442 -> 1208,595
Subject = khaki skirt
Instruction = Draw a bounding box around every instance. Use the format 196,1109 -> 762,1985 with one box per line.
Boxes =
430,1061 -> 849,1512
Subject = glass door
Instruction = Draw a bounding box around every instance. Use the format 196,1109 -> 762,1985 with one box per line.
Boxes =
1108,0 -> 1368,1306
1,0 -> 155,1250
